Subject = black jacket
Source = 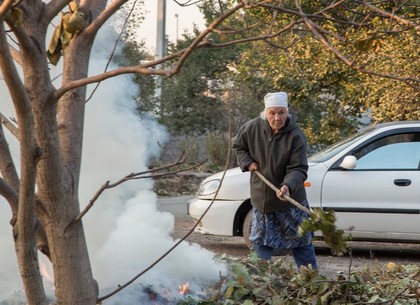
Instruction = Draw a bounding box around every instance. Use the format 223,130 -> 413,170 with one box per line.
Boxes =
232,113 -> 308,213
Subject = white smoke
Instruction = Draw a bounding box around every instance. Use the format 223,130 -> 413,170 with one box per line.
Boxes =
0,17 -> 225,305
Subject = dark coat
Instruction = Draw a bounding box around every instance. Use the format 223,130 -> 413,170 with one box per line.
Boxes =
232,113 -> 308,213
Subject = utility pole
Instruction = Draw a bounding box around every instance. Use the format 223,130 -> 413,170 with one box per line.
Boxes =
175,13 -> 179,41
155,0 -> 167,100
156,0 -> 167,59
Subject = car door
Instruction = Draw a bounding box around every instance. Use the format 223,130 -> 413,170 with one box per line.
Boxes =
320,130 -> 420,241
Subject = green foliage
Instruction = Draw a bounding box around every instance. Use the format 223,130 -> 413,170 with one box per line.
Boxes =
356,32 -> 420,122
178,136 -> 200,164
110,1 -> 156,109
114,0 -> 146,46
206,132 -> 229,168
113,41 -> 156,106
232,33 -> 363,146
124,0 -> 418,148
197,0 -> 418,147
158,86 -> 223,136
178,254 -> 420,304
153,28 -> 241,136
298,208 -> 349,256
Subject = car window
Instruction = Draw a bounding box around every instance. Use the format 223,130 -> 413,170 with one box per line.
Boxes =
354,132 -> 420,170
308,126 -> 375,162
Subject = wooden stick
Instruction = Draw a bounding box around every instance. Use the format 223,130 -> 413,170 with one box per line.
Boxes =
254,170 -> 312,215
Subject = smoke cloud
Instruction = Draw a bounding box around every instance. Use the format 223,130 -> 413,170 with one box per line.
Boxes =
0,18 -> 225,304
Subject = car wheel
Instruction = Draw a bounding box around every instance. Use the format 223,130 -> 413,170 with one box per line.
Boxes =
242,209 -> 253,249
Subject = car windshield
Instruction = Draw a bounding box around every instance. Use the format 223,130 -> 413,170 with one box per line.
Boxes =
308,126 -> 376,163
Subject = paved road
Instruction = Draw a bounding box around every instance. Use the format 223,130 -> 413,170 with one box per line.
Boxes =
157,196 -> 420,278
156,195 -> 192,218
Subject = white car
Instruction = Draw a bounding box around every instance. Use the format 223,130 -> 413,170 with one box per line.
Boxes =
188,121 -> 420,246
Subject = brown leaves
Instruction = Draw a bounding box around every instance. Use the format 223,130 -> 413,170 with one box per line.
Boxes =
62,10 -> 85,34
47,1 -> 85,66
8,7 -> 23,28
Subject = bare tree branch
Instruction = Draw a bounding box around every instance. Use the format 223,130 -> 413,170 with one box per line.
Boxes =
0,120 -> 19,210
8,44 -> 21,65
0,117 -> 19,217
362,0 -> 419,29
296,2 -> 420,87
83,0 -> 127,36
0,113 -> 19,139
54,65 -> 172,100
0,0 -> 14,19
54,2 -> 246,100
0,177 -> 18,207
44,0 -> 72,23
53,0 -> 419,102
174,2 -> 245,73
173,0 -> 204,6
5,3 -> 46,55
214,19 -> 301,48
0,24 -> 31,122
1,12 -> 46,302
55,30 -> 276,102
53,2 -> 263,101
298,9 -> 354,66
70,152 -> 206,226
1,60 -> 46,305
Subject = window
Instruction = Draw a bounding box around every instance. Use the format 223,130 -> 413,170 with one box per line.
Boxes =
354,133 -> 420,170
309,126 -> 375,162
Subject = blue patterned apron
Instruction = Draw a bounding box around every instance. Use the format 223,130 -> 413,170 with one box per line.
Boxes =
249,199 -> 313,249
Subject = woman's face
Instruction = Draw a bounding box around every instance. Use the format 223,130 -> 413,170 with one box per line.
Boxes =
265,107 -> 289,132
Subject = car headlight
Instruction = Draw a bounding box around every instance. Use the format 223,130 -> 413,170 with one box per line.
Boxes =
197,179 -> 221,197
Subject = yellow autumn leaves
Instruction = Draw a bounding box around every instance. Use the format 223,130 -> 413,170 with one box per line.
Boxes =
47,1 -> 85,65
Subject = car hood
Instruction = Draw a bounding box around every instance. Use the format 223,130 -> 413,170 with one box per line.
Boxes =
199,167 -> 250,200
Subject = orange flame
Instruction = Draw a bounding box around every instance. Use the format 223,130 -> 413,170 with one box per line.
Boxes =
178,282 -> 190,295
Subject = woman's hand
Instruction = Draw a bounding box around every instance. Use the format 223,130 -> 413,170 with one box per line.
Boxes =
248,162 -> 259,172
276,185 -> 290,201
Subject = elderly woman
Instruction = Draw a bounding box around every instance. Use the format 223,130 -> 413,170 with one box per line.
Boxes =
232,92 -> 317,270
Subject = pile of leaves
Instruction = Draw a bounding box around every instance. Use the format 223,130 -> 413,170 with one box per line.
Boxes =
178,253 -> 420,305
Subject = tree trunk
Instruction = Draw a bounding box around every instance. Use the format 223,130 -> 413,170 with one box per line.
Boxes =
45,211 -> 98,304
36,3 -> 105,300
32,30 -> 98,304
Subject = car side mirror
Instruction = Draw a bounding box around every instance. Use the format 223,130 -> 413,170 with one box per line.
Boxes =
340,155 -> 357,169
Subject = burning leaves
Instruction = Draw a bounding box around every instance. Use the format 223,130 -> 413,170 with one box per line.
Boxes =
141,283 -> 192,305
179,282 -> 191,295
175,253 -> 420,305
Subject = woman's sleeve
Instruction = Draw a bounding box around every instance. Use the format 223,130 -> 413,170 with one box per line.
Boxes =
232,126 -> 254,172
